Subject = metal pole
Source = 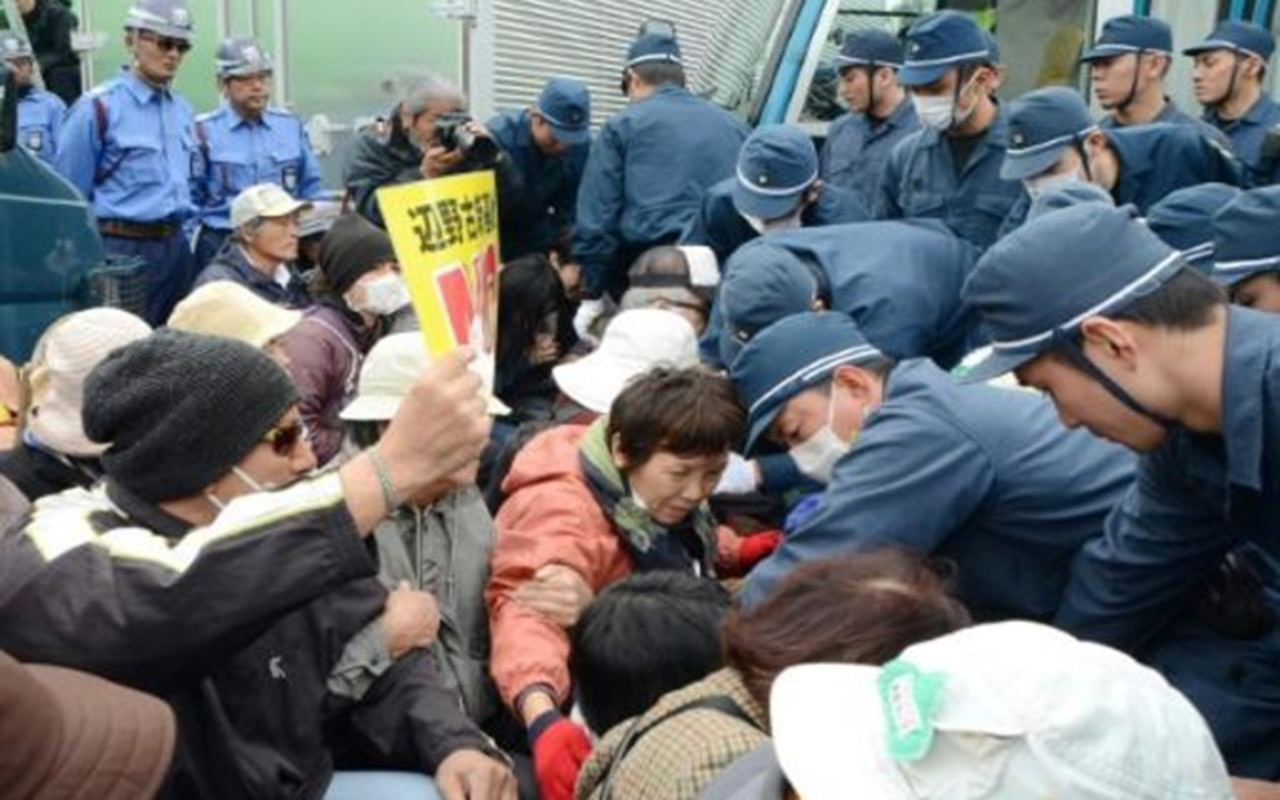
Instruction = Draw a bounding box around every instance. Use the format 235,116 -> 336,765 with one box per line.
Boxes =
272,0 -> 288,108
247,0 -> 259,40
216,0 -> 230,39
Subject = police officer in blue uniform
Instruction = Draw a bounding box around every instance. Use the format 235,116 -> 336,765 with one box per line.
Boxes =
1186,20 -> 1280,185
962,200 -> 1280,778
1147,182 -> 1242,274
874,11 -> 1022,251
486,76 -> 591,250
190,36 -> 324,273
1,30 -> 65,164
727,312 -> 1136,618
680,125 -> 866,266
573,29 -> 749,316
704,218 -> 980,371
821,29 -> 918,211
54,0 -> 198,325
1211,187 -> 1280,314
1081,14 -> 1230,147
1000,87 -> 1244,228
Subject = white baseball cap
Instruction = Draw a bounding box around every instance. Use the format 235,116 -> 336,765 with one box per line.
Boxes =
230,183 -> 311,229
341,333 -> 509,421
771,621 -> 1232,800
552,309 -> 699,414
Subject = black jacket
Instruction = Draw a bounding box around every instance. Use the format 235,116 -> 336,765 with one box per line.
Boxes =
0,474 -> 493,799
20,0 -> 81,105
344,111 -> 546,259
0,440 -> 99,502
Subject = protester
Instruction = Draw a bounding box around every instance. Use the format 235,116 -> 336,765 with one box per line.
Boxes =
280,213 -> 407,465
0,329 -> 516,798
0,650 -> 175,799
771,622 -> 1233,799
1210,186 -> 1280,313
13,0 -> 80,104
193,182 -> 314,307
0,309 -> 150,502
167,280 -> 303,365
618,246 -> 720,337
495,254 -> 577,420
962,200 -> 1280,776
487,367 -> 774,800
338,332 -> 506,725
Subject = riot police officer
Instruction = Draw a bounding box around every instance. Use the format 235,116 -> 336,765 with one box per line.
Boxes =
0,29 -> 65,164
54,0 -> 198,324
190,37 -> 324,273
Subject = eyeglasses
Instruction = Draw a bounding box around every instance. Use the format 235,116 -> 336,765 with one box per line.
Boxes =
138,31 -> 192,54
263,421 -> 306,456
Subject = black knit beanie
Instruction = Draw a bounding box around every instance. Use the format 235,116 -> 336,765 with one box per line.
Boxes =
319,214 -> 397,296
82,330 -> 300,503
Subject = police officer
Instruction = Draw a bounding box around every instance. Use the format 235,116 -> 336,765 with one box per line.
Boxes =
681,125 -> 866,266
486,76 -> 591,248
1185,20 -> 1280,185
1000,87 -> 1243,221
0,29 -> 64,164
1080,14 -> 1229,147
54,0 -> 198,325
1147,182 -> 1242,274
821,28 -> 918,210
962,200 -> 1280,777
728,312 -> 1136,618
874,11 -> 1022,251
705,219 -> 980,371
573,29 -> 749,324
1211,187 -> 1280,313
190,36 -> 324,273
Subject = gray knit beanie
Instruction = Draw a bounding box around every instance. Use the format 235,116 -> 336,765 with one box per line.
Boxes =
83,330 -> 300,503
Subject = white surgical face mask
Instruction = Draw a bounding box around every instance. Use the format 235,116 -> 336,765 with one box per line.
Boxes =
742,208 -> 804,236
233,465 -> 279,493
352,274 -> 411,316
1024,168 -> 1083,200
911,73 -> 979,132
787,389 -> 853,484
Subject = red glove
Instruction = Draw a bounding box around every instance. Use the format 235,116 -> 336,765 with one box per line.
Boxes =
529,712 -> 592,800
737,530 -> 783,572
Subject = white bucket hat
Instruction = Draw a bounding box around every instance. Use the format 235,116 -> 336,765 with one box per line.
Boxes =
552,309 -> 699,414
27,309 -> 152,457
771,621 -> 1232,800
167,281 -> 302,350
341,332 -> 509,421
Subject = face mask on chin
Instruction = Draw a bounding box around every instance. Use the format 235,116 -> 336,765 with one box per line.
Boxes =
742,207 -> 805,236
1024,168 -> 1084,200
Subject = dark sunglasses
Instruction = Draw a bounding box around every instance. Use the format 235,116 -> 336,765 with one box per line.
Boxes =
139,31 -> 192,54
263,421 -> 305,456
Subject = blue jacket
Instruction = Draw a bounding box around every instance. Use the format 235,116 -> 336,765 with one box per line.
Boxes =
1100,96 -> 1232,149
703,220 -> 983,370
1204,95 -> 1280,186
16,87 -> 65,163
192,242 -> 313,309
573,86 -> 749,298
874,104 -> 1023,251
679,177 -> 868,266
740,359 -> 1137,618
191,105 -> 324,232
487,109 -> 589,239
821,98 -> 919,213
54,68 -> 196,223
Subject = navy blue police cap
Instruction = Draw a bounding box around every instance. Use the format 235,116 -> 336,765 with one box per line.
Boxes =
537,77 -> 591,146
627,31 -> 682,68
1080,15 -> 1172,62
1146,183 -> 1242,275
718,242 -> 822,368
899,11 -> 991,87
1184,19 -> 1275,62
960,203 -> 1185,382
1002,87 -> 1096,181
733,126 -> 821,221
730,312 -> 885,454
1212,186 -> 1280,286
837,28 -> 904,70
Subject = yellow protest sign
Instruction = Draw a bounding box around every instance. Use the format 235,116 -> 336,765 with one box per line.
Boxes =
377,171 -> 501,385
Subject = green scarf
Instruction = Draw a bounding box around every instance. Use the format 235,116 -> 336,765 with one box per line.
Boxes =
578,418 -> 717,575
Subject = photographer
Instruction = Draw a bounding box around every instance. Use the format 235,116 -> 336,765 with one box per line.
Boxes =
345,74 -> 539,258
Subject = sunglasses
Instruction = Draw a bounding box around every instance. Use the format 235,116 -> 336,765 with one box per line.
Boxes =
263,421 -> 306,456
138,31 -> 192,54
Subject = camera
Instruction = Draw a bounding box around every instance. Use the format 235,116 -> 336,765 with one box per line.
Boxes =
435,112 -> 500,166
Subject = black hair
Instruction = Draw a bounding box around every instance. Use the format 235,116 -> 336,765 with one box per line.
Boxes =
1107,266 -> 1225,331
570,571 -> 731,735
608,367 -> 747,467
496,254 -> 572,375
630,62 -> 686,89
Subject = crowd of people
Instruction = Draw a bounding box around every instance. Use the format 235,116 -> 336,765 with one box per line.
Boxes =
4,0 -> 1280,797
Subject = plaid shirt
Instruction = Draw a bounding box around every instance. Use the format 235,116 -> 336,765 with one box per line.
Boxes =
576,668 -> 769,800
